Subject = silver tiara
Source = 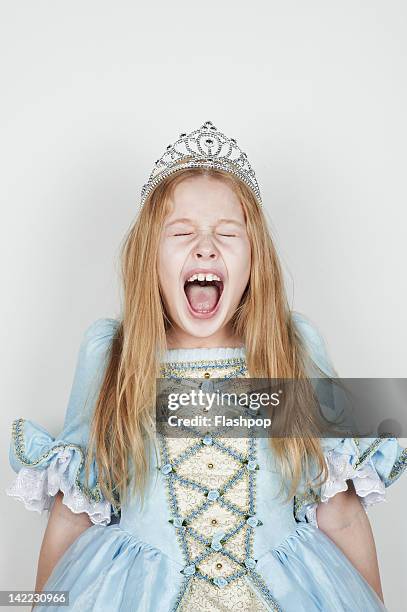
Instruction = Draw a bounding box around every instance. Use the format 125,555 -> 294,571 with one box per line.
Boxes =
139,120 -> 262,209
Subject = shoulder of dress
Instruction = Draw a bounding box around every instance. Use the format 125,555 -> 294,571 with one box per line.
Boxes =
290,310 -> 337,376
56,317 -> 121,428
290,310 -> 324,354
80,317 -> 121,357
291,310 -> 319,339
83,317 -> 121,341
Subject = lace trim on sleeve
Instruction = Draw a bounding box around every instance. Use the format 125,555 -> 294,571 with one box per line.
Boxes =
7,418 -> 115,525
302,448 -> 387,528
6,447 -> 112,526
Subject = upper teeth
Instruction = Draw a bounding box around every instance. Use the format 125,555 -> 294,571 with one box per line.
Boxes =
186,273 -> 221,282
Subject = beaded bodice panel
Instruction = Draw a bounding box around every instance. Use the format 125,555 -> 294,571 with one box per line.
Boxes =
158,351 -> 281,612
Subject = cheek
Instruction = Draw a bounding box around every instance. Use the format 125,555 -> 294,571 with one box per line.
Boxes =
159,238 -> 185,266
157,241 -> 184,303
228,253 -> 251,299
229,241 -> 251,281
158,270 -> 178,314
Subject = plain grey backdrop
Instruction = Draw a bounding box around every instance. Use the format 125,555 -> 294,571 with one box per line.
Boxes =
1,1 -> 406,610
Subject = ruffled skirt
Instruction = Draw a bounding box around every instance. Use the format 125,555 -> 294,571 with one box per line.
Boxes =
36,522 -> 386,611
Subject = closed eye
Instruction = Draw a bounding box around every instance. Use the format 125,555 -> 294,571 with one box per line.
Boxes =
172,232 -> 237,237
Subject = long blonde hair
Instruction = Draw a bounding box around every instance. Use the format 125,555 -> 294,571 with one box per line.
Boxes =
85,167 -> 331,511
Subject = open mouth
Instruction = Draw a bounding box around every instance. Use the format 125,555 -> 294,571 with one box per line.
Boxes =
183,273 -> 224,318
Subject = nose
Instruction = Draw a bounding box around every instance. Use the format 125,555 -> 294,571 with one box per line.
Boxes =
193,229 -> 218,260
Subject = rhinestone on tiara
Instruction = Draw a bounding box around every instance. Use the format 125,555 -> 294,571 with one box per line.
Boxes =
139,120 -> 262,209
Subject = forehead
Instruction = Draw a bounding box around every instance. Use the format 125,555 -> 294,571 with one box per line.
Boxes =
166,175 -> 244,222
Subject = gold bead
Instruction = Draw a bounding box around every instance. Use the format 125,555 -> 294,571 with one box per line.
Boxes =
216,563 -> 223,569
207,463 -> 214,469
203,372 -> 210,379
211,519 -> 217,525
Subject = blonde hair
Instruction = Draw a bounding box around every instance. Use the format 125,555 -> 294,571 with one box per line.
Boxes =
85,166 -> 331,511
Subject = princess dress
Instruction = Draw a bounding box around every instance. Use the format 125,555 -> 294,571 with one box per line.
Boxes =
6,313 -> 407,612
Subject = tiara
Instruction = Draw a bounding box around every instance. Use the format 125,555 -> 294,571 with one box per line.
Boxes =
139,120 -> 262,209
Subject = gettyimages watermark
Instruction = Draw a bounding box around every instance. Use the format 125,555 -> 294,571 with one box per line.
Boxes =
155,377 -> 407,438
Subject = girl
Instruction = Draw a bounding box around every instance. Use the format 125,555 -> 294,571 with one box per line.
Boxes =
7,120 -> 406,611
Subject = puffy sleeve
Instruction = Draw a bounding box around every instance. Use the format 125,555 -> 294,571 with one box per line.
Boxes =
292,310 -> 337,378
6,318 -> 121,526
291,312 -> 407,527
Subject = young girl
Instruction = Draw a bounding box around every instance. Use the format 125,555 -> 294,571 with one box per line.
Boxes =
7,120 -> 406,611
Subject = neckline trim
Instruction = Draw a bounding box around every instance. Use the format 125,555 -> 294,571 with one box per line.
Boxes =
161,346 -> 247,363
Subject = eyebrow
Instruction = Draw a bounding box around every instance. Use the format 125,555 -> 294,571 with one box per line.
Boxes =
165,217 -> 245,227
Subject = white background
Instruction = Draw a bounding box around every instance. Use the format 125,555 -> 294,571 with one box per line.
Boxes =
1,1 -> 406,610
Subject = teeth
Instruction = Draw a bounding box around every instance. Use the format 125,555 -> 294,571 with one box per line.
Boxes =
186,273 -> 222,283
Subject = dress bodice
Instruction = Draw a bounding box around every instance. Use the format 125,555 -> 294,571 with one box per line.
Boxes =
119,345 -> 297,611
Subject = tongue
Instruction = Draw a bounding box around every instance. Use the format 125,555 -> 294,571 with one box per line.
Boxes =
185,284 -> 219,313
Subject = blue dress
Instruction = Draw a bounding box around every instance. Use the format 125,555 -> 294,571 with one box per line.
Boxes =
6,313 -> 407,611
